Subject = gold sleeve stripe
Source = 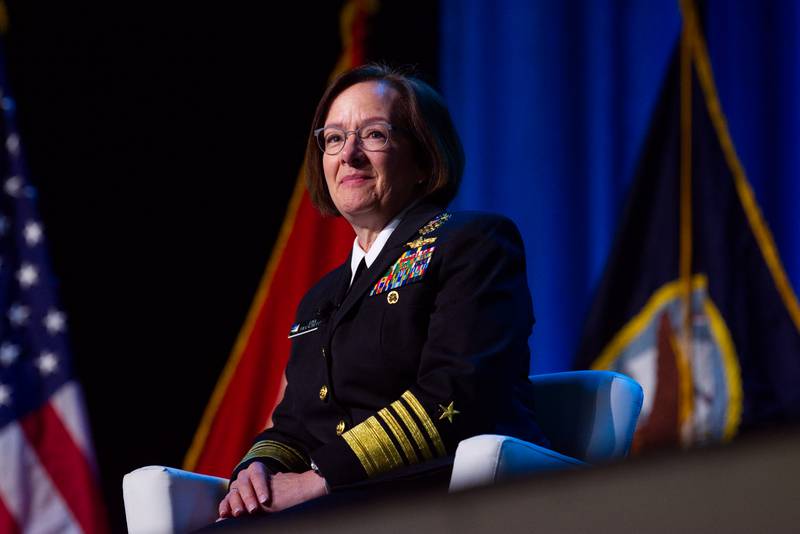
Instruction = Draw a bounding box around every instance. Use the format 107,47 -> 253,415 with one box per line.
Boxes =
342,416 -> 404,477
241,443 -> 289,467
378,407 -> 419,464
240,440 -> 308,471
365,417 -> 404,470
269,441 -> 308,465
246,441 -> 307,467
342,428 -> 378,477
401,391 -> 447,457
390,399 -> 433,461
241,447 -> 293,470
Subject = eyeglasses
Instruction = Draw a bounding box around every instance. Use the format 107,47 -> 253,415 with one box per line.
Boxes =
314,121 -> 394,155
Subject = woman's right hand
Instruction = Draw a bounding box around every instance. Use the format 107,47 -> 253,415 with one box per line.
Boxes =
217,461 -> 270,520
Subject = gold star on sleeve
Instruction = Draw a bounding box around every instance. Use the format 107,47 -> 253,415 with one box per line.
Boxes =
438,401 -> 460,423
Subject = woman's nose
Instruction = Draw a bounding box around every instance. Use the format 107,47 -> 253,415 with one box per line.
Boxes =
340,133 -> 365,164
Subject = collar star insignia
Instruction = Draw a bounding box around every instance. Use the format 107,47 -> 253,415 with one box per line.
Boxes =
438,401 -> 460,423
406,236 -> 437,249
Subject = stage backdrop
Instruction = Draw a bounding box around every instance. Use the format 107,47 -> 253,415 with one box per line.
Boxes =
440,0 -> 800,374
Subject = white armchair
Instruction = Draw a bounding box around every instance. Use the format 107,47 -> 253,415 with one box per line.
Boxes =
122,466 -> 228,534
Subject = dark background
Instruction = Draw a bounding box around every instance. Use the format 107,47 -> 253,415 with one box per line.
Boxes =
3,1 -> 438,530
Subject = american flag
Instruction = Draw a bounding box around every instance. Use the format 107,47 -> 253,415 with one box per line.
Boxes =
0,46 -> 108,533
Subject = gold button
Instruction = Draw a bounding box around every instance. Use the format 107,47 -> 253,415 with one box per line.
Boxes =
336,420 -> 346,435
387,290 -> 399,304
319,385 -> 328,401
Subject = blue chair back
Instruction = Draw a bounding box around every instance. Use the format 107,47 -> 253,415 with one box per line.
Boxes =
529,370 -> 643,463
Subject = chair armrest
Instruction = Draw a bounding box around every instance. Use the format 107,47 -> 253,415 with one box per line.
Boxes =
449,435 -> 587,492
123,465 -> 228,534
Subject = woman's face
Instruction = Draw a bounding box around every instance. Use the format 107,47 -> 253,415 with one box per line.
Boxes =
322,81 -> 424,227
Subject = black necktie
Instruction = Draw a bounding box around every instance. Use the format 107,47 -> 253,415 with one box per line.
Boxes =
350,258 -> 367,288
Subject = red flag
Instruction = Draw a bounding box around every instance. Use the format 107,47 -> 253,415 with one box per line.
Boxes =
184,0 -> 378,477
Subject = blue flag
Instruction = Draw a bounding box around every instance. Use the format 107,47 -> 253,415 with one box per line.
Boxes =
575,3 -> 800,452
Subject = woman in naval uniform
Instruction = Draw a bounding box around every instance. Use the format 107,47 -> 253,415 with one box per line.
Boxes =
216,64 -> 546,521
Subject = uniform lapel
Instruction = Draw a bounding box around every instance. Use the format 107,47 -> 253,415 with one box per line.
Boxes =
330,203 -> 445,332
332,256 -> 355,310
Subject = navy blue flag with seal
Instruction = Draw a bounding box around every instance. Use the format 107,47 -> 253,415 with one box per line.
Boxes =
574,0 -> 800,453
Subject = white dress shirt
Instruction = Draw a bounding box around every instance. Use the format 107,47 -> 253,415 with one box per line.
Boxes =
349,214 -> 403,285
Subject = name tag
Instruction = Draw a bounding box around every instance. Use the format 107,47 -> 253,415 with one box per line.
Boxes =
288,318 -> 324,339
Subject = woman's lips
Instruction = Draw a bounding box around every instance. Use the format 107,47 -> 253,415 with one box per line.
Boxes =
340,174 -> 373,185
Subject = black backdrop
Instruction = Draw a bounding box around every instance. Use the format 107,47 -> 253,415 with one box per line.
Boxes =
3,1 -> 438,529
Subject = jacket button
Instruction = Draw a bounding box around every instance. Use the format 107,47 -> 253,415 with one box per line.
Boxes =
336,420 -> 346,436
321,347 -> 326,358
319,385 -> 328,401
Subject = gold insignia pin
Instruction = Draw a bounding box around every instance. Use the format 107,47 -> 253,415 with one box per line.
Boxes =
438,401 -> 460,423
406,236 -> 437,249
387,290 -> 399,304
418,213 -> 451,236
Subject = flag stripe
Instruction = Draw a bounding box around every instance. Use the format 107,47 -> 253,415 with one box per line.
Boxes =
0,420 -> 82,534
0,495 -> 20,534
50,383 -> 96,464
20,401 -> 107,534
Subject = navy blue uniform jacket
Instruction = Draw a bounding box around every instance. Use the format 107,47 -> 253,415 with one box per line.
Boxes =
232,202 -> 546,489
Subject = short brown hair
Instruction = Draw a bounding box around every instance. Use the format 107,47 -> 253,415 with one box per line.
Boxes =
304,64 -> 465,216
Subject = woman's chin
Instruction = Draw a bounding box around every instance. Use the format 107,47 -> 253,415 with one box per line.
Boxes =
335,196 -> 379,218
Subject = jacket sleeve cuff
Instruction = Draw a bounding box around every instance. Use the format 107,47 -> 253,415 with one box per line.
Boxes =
229,439 -> 310,484
310,437 -> 367,489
